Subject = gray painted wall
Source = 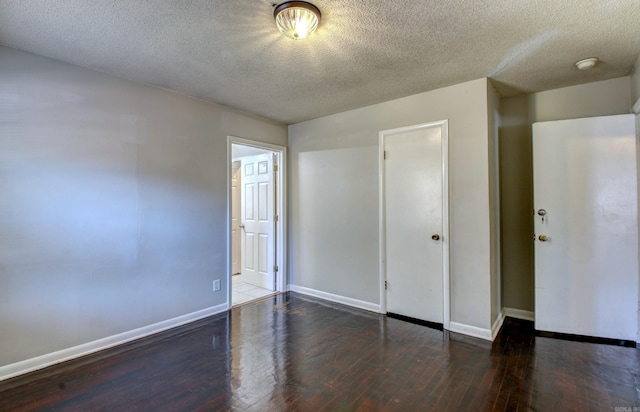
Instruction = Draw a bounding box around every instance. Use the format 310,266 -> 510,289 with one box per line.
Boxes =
487,81 -> 501,325
288,78 -> 497,331
0,46 -> 287,367
632,55 -> 640,342
499,76 -> 631,312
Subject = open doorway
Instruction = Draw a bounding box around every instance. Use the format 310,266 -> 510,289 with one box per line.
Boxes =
228,136 -> 287,307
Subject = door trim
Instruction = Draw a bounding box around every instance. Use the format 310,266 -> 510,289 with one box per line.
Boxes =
378,120 -> 450,330
227,136 -> 287,308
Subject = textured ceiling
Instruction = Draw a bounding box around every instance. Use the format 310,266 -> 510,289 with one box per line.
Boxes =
1,0 -> 639,124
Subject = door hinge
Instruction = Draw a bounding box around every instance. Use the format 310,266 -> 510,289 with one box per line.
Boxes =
274,265 -> 279,273
274,214 -> 279,222
273,164 -> 278,172
384,280 -> 388,290
384,151 -> 387,160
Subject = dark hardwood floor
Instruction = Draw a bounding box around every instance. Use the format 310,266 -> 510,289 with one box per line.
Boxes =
1,292 -> 639,411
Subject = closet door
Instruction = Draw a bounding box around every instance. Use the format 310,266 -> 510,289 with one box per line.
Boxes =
383,121 -> 447,325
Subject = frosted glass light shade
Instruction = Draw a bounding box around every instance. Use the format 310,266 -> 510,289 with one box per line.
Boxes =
274,1 -> 321,40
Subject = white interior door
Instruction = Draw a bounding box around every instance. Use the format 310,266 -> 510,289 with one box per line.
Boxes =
240,153 -> 275,291
383,122 -> 445,324
533,114 -> 638,341
231,161 -> 241,275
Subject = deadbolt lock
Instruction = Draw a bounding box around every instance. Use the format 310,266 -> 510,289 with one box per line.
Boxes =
432,234 -> 440,241
538,234 -> 549,242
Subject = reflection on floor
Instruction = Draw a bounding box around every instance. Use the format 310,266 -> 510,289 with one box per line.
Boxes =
232,274 -> 274,306
2,293 -> 638,411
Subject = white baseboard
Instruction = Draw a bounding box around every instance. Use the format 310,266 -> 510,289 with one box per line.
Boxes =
289,285 -> 502,341
503,307 -> 535,322
449,321 -> 493,341
288,285 -> 380,313
491,310 -> 505,340
632,97 -> 640,114
0,303 -> 228,382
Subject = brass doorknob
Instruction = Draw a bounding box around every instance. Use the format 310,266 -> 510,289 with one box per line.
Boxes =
432,234 -> 440,241
538,234 -> 548,242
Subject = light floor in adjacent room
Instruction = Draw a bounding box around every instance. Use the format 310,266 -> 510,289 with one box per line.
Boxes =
231,274 -> 275,306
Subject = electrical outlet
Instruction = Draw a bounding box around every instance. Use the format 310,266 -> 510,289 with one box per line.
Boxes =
213,279 -> 221,292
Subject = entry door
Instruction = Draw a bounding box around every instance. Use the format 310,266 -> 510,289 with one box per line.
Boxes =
533,114 -> 638,341
231,161 -> 241,275
241,153 -> 275,291
384,122 -> 445,324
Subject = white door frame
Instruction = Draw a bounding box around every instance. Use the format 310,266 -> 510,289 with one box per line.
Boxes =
227,136 -> 287,308
378,120 -> 450,329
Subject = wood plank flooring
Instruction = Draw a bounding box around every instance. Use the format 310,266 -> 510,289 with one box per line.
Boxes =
1,292 -> 639,411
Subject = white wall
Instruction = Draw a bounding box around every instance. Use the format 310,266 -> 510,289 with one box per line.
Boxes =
232,145 -> 272,158
0,46 -> 287,368
499,77 -> 631,313
289,78 -> 496,332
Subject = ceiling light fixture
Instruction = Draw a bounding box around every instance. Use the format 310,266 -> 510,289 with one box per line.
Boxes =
575,57 -> 598,70
274,1 -> 321,40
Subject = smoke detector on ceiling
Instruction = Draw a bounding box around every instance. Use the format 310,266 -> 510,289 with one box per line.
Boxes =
575,58 -> 598,70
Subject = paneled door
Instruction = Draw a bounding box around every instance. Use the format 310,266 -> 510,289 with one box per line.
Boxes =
231,161 -> 241,275
533,114 -> 638,341
241,153 -> 275,291
382,121 -> 448,325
